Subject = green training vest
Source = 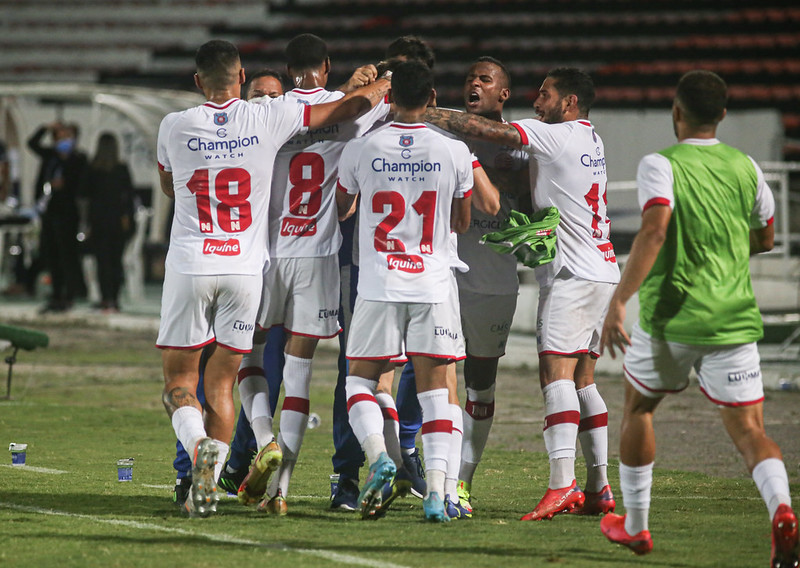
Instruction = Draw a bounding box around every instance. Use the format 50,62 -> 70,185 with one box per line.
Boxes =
639,142 -> 764,345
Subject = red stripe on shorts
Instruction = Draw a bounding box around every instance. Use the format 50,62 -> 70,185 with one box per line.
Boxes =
578,412 -> 608,432
544,410 -> 580,430
347,392 -> 377,412
282,396 -> 310,415
421,419 -> 453,434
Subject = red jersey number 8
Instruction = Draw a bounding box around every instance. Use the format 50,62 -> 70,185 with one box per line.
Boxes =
288,152 -> 324,217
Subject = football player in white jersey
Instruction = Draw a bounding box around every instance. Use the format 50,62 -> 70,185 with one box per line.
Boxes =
336,59 -> 473,522
235,34 -> 391,514
156,39 -> 389,518
424,67 -> 620,521
454,57 -> 530,512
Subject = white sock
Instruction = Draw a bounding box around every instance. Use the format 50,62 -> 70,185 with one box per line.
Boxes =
460,385 -> 495,484
171,406 -> 206,458
237,362 -> 273,448
345,376 -> 384,462
620,462 -> 653,534
376,392 -> 402,467
213,440 -> 229,482
446,403 -> 463,501
576,383 -> 609,492
418,388 -> 452,495
268,433 -> 297,498
278,354 -> 312,457
753,458 -> 792,520
542,379 -> 579,489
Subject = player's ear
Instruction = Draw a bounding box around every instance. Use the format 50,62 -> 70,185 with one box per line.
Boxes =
499,87 -> 510,103
194,73 -> 203,90
324,57 -> 331,75
428,88 -> 437,108
239,67 -> 246,86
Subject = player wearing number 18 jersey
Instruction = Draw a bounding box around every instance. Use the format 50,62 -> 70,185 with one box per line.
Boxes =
155,40 -> 389,517
336,59 -> 472,522
424,68 -> 619,521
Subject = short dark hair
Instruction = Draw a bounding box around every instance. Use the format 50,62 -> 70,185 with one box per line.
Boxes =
392,59 -> 434,108
285,33 -> 328,71
244,68 -> 286,98
195,40 -> 240,88
675,70 -> 727,127
471,56 -> 511,89
385,36 -> 435,69
546,67 -> 595,114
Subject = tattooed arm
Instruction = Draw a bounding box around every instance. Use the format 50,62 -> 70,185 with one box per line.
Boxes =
423,108 -> 523,149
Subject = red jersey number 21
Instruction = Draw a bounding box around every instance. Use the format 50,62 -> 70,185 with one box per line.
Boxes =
187,168 -> 252,233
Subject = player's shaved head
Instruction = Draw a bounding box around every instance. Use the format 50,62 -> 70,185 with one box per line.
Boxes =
470,56 -> 510,90
195,40 -> 241,90
392,59 -> 433,109
285,33 -> 329,71
675,70 -> 727,127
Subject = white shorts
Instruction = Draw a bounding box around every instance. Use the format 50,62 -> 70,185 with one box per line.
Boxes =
347,297 -> 463,361
623,322 -> 765,407
156,267 -> 262,352
536,275 -> 616,357
459,288 -> 517,358
258,255 -> 342,339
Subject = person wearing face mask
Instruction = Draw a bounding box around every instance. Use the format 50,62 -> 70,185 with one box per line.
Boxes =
27,121 -> 89,312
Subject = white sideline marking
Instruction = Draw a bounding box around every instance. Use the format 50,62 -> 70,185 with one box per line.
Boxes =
0,502 -> 412,568
141,484 -> 173,490
0,464 -> 67,474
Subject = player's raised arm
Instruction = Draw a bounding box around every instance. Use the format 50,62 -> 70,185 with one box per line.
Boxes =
308,77 -> 390,130
336,64 -> 379,94
423,107 -> 522,149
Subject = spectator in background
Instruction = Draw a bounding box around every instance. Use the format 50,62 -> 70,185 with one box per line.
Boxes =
80,132 -> 136,313
28,121 -> 88,312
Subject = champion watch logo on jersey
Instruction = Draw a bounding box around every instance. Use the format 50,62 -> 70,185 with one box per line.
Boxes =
213,112 -> 228,126
399,135 -> 414,147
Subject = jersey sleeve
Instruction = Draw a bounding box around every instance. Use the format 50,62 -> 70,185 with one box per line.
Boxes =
636,153 -> 674,212
510,119 -> 566,163
264,99 -> 310,145
748,156 -> 775,229
156,112 -> 178,172
454,141 -> 474,198
353,99 -> 391,137
337,140 -> 360,195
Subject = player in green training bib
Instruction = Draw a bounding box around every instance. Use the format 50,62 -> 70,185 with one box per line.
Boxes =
598,70 -> 798,567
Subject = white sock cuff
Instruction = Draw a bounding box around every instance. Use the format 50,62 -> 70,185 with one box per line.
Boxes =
466,384 -> 495,403
542,379 -> 576,396
620,462 -> 654,509
171,406 -> 205,453
346,375 -> 378,397
450,403 -> 463,434
753,457 -> 792,519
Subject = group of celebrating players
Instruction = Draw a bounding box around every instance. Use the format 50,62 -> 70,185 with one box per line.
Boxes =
155,32 -> 798,567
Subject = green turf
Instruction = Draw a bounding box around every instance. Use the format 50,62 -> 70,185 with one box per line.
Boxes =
0,325 -> 793,567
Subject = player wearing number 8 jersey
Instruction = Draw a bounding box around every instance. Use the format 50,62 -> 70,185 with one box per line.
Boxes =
235,34 -> 391,514
424,68 -> 619,521
155,39 -> 389,517
336,59 -> 473,522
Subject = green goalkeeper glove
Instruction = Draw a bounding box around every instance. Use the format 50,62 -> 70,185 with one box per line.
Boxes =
479,207 -> 560,269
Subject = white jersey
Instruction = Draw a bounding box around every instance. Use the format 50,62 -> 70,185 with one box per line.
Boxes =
458,135 -> 529,295
268,88 -> 390,258
511,118 -> 620,286
338,122 -> 473,303
157,97 -> 308,275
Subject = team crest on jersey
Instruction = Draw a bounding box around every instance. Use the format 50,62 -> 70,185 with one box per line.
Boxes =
399,135 -> 414,147
213,112 -> 228,126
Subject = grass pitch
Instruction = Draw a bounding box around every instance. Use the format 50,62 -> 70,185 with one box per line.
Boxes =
0,322 -> 795,567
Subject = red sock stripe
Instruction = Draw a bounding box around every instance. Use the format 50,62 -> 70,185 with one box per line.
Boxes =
237,366 -> 264,382
465,399 -> 495,420
381,407 -> 399,422
543,410 -> 580,431
347,392 -> 377,412
578,412 -> 608,432
421,419 -> 453,435
282,396 -> 310,414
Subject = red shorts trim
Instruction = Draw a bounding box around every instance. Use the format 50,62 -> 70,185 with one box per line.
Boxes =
405,351 -> 459,360
156,337 -> 215,351
623,365 -> 687,395
699,386 -> 764,408
216,341 -> 249,354
539,349 -> 590,357
286,327 -> 342,340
